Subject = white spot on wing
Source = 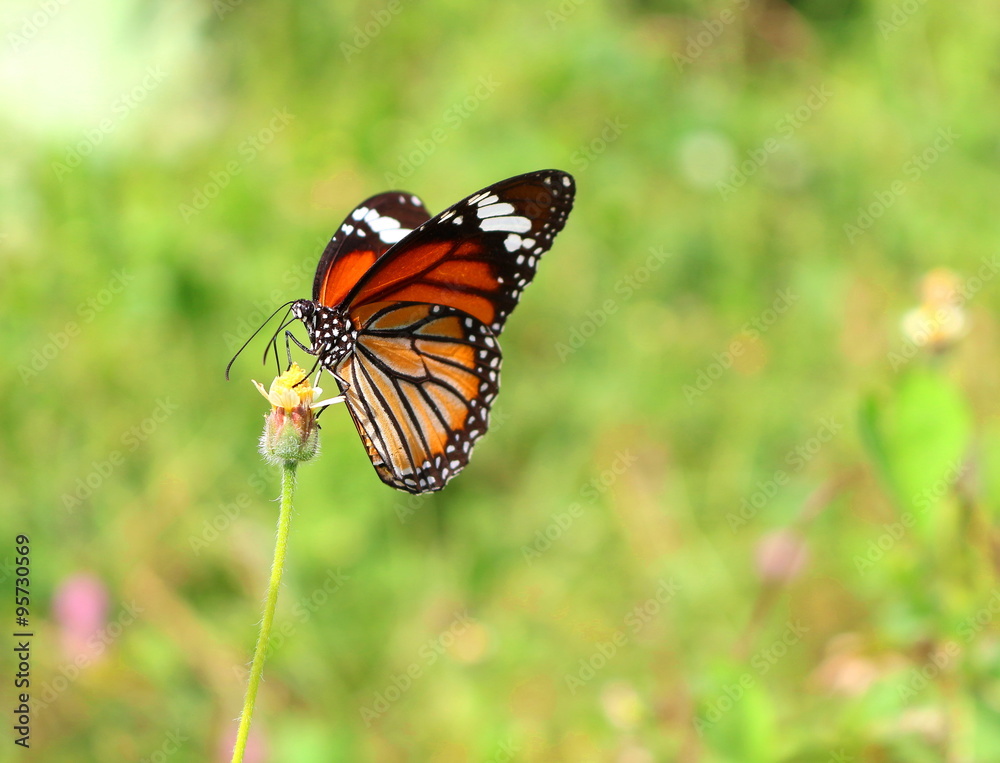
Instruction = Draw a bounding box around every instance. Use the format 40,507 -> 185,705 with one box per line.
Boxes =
476,202 -> 516,219
379,228 -> 410,244
504,233 -> 522,252
480,215 -> 531,233
351,206 -> 369,221
368,215 -> 400,233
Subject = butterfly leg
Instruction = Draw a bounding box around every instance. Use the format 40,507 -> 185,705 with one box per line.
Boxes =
284,329 -> 314,366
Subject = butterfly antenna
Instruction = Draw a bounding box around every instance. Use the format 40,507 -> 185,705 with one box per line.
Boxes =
262,308 -> 296,374
225,301 -> 297,380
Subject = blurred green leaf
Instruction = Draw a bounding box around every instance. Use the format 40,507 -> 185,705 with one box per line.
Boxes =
861,368 -> 972,534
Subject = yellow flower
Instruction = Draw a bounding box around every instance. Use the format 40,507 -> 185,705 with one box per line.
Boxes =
901,268 -> 967,353
253,364 -> 342,465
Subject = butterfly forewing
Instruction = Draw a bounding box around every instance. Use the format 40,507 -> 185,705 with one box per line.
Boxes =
313,192 -> 432,306
343,170 -> 575,336
332,302 -> 501,493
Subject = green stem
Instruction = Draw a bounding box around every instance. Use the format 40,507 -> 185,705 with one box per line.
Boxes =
232,461 -> 297,763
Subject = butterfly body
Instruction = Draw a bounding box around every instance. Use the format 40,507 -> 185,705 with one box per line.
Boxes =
293,170 -> 575,493
290,301 -> 358,370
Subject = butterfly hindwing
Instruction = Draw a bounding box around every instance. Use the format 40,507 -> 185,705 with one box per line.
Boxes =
342,170 -> 575,336
332,302 -> 501,493
313,192 -> 432,307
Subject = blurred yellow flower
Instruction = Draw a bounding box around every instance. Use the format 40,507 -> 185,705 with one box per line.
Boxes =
919,267 -> 962,307
901,268 -> 967,352
600,680 -> 646,731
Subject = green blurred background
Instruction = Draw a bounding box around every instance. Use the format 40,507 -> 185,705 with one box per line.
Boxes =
3,0 -> 1000,760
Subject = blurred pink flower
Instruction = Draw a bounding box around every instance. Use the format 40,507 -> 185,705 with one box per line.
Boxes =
218,724 -> 267,763
754,529 -> 809,583
52,573 -> 110,661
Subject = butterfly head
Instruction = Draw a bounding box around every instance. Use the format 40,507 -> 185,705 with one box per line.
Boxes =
291,299 -> 358,368
290,299 -> 316,324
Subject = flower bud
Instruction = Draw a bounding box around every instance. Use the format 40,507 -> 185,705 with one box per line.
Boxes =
253,364 -> 341,466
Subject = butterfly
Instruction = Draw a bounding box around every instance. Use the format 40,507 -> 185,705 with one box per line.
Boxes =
289,170 -> 575,493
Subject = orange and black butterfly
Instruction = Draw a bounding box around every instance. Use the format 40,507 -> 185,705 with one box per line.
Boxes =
291,170 -> 575,493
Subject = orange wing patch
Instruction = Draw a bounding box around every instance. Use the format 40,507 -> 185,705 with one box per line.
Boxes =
346,241 -> 501,328
429,260 -> 497,290
414,338 -> 475,367
366,285 -> 495,327
355,302 -> 432,331
319,250 -> 379,306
